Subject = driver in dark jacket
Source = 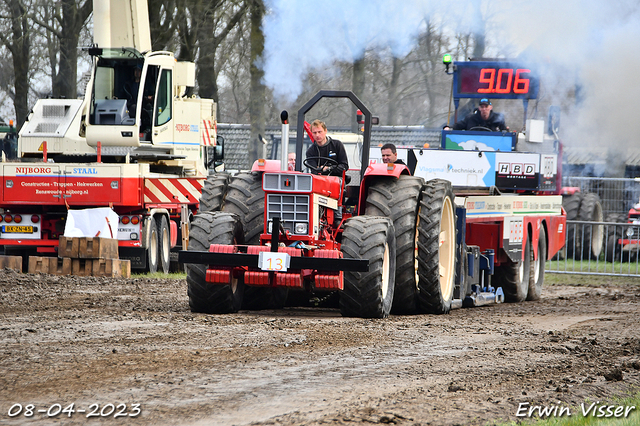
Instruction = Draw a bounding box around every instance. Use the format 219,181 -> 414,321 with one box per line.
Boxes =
446,98 -> 508,131
305,119 -> 349,175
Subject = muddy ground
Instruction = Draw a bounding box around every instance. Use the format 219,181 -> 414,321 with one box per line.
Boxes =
1,269 -> 640,426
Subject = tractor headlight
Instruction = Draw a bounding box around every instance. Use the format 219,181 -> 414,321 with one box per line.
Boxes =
627,227 -> 635,238
295,223 -> 308,234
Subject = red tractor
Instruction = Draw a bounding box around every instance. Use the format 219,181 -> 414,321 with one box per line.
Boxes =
179,91 -> 457,318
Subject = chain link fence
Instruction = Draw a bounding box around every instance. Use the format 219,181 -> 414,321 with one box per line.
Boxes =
563,176 -> 640,220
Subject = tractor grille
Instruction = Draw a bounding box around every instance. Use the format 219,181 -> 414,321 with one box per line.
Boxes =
267,194 -> 309,234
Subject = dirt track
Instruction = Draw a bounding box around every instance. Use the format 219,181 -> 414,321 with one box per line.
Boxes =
1,269 -> 640,425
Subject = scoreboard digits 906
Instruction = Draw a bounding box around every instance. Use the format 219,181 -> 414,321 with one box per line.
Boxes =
453,61 -> 539,100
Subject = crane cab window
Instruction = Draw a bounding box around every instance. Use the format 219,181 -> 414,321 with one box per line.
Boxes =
155,70 -> 172,127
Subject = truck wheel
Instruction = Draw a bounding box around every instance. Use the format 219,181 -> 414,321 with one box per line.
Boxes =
416,179 -> 456,314
186,212 -> 244,313
340,216 -> 396,318
365,175 -> 424,314
527,226 -> 546,301
495,233 -> 531,303
562,193 -> 582,259
158,215 -> 170,274
199,172 -> 230,213
223,172 -> 288,310
147,216 -> 159,274
578,193 -> 604,260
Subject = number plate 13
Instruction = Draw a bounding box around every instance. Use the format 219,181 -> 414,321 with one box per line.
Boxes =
258,251 -> 290,272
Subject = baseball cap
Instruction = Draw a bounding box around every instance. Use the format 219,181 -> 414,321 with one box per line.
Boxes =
479,98 -> 491,105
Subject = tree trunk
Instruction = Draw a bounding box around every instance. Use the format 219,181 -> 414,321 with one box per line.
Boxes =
387,56 -> 402,125
2,0 -> 31,130
148,0 -> 176,51
248,0 -> 265,165
47,0 -> 92,100
351,56 -> 365,132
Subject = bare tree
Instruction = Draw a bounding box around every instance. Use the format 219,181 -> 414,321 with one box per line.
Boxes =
248,0 -> 265,164
351,56 -> 365,132
193,0 -> 248,104
0,0 -> 31,129
148,0 -> 177,52
32,0 -> 92,100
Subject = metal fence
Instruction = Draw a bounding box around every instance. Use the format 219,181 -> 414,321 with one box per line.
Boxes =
546,220 -> 640,277
562,176 -> 640,220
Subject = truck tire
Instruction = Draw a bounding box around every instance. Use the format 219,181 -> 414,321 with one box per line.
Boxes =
340,216 -> 396,318
416,179 -> 456,314
199,172 -> 230,213
147,216 -> 159,273
562,193 -> 582,259
495,232 -> 531,303
222,172 -> 288,310
365,175 -> 424,314
527,226 -> 546,301
158,215 -> 170,274
577,193 -> 604,260
186,212 -> 244,313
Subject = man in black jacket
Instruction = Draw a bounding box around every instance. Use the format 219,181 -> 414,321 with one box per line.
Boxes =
305,119 -> 349,175
446,98 -> 508,131
381,143 -> 407,166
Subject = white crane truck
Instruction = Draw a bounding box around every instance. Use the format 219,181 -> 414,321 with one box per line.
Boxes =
1,0 -> 221,272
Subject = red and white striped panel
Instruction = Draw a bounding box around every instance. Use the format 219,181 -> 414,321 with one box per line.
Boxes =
144,178 -> 204,204
202,119 -> 212,146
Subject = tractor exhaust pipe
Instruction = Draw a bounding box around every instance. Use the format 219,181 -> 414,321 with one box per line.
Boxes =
280,110 -> 289,171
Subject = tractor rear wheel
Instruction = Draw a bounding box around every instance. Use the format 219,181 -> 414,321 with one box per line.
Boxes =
495,233 -> 531,302
199,172 -> 230,213
578,193 -> 604,259
416,179 -> 456,314
223,172 -> 288,310
340,216 -> 396,318
365,175 -> 424,314
527,226 -> 546,301
186,212 -> 245,313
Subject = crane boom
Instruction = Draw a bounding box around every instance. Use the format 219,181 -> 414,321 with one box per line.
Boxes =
93,0 -> 152,52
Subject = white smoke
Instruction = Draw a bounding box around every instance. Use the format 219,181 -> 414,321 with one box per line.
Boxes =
262,0 -> 449,101
262,0 -> 640,161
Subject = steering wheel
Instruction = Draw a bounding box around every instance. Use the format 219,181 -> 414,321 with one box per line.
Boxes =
469,126 -> 493,132
303,156 -> 338,174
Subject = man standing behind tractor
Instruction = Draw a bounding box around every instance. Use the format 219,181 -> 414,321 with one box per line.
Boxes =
381,143 -> 407,168
305,119 -> 349,176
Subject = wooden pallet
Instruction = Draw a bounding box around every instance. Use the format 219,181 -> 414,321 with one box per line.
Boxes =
27,236 -> 129,278
0,255 -> 23,272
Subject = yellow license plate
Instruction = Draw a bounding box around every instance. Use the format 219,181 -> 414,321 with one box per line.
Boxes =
2,225 -> 34,233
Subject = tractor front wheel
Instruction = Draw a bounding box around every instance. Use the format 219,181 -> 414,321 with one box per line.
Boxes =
186,212 -> 245,313
340,216 -> 396,318
365,175 -> 424,314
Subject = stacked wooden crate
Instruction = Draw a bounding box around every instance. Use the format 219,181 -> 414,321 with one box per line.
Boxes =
28,237 -> 131,278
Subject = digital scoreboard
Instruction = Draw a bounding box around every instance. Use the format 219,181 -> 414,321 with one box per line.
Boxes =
453,61 -> 539,100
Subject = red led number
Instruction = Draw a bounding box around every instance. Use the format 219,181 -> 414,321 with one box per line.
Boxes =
478,68 -> 530,94
478,69 -> 495,93
513,69 -> 530,94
